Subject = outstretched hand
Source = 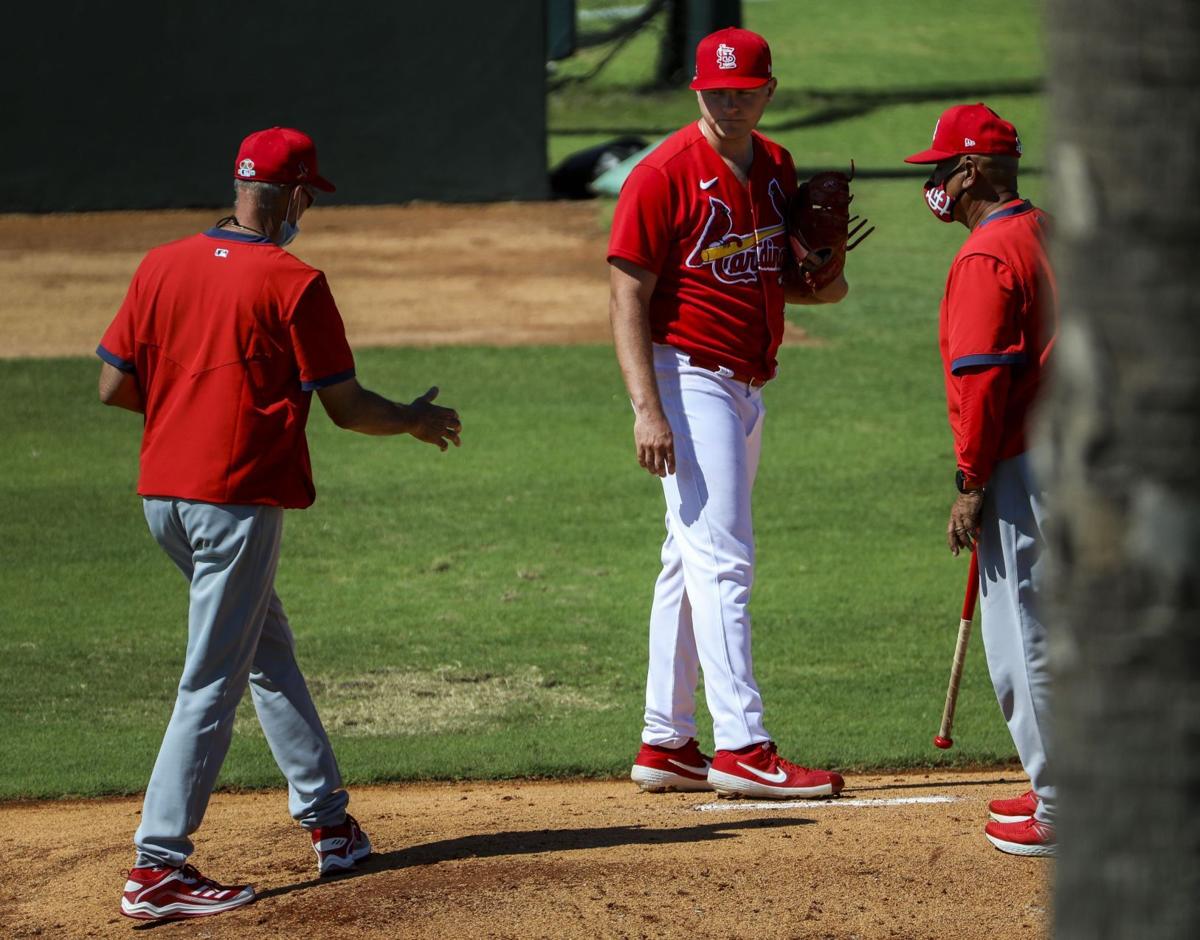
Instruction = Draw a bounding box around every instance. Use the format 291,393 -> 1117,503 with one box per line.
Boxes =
407,386 -> 462,451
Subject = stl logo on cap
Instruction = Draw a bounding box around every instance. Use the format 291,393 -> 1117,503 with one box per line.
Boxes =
690,28 -> 771,90
237,158 -> 256,179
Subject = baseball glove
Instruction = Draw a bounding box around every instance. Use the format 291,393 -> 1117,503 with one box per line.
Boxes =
787,162 -> 875,292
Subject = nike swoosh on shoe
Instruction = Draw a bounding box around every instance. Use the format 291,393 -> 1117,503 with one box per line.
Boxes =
736,762 -> 789,783
667,758 -> 711,776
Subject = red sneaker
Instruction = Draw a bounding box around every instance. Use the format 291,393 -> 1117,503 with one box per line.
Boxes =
988,789 -> 1039,823
120,864 -> 254,921
631,739 -> 714,792
985,817 -> 1057,857
708,742 -> 844,799
311,814 -> 373,875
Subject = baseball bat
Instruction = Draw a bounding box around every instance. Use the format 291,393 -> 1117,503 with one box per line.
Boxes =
933,550 -> 980,749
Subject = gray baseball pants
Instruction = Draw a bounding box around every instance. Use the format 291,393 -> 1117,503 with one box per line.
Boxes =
134,498 -> 348,869
977,452 -> 1056,824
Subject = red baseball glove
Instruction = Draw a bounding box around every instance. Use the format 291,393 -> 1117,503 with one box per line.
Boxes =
788,162 -> 874,292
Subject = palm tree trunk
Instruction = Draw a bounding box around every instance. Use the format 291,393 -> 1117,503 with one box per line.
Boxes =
1043,1 -> 1200,936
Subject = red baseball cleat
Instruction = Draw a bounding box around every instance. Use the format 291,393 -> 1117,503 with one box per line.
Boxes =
708,742 -> 844,799
120,864 -> 254,921
631,739 -> 714,792
311,813 -> 373,875
988,788 -> 1039,823
985,816 -> 1057,857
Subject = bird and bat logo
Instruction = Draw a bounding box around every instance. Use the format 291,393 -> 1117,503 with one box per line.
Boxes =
685,177 -> 788,285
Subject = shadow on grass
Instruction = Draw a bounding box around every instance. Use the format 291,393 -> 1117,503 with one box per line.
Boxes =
550,78 -> 1044,179
552,78 -> 1042,138
245,817 -> 812,906
760,79 -> 1042,134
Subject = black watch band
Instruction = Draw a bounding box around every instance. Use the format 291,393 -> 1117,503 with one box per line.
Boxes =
955,469 -> 984,494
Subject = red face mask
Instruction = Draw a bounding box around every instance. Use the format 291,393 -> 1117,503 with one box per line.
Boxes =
923,163 -> 966,223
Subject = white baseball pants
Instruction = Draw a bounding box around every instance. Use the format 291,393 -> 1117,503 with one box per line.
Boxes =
642,344 -> 771,752
977,452 -> 1056,824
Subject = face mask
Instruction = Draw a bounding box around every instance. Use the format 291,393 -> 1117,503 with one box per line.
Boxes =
277,219 -> 300,247
923,180 -> 957,223
277,187 -> 303,247
923,164 -> 965,223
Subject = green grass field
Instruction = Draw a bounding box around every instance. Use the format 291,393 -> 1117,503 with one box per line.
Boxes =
0,0 -> 1043,799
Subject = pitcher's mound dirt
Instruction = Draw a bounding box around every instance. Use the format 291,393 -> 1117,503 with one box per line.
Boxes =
1,771 -> 1049,939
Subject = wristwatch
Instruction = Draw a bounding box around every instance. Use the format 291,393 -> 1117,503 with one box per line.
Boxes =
955,469 -> 985,494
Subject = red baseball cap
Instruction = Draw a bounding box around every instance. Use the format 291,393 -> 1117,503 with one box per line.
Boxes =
903,103 -> 1022,164
690,27 -> 772,90
233,126 -> 336,192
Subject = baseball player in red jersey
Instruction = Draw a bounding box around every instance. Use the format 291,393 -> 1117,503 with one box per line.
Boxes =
98,127 -> 462,920
906,104 -> 1058,856
609,28 -> 848,799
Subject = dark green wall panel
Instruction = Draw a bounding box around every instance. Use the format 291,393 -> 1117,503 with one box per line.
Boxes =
2,1 -> 547,210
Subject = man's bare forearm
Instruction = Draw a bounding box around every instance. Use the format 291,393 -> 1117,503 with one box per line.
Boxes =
610,296 -> 665,417
609,258 -> 675,476
331,387 -> 419,435
317,378 -> 461,449
609,260 -> 665,418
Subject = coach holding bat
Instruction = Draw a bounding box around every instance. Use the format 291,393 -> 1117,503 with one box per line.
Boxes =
905,104 -> 1058,857
97,126 -> 462,920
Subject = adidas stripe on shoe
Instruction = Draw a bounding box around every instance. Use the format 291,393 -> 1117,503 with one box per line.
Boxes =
120,864 -> 254,921
311,813 -> 373,875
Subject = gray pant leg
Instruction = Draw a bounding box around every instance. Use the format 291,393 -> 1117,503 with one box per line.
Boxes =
978,453 -> 1057,823
250,591 -> 348,828
134,499 -> 285,867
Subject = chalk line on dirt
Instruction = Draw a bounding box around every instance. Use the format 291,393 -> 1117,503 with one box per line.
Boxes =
694,795 -> 961,812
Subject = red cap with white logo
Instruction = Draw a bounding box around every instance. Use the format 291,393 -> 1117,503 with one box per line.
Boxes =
903,103 -> 1022,164
690,27 -> 773,90
233,127 -> 336,192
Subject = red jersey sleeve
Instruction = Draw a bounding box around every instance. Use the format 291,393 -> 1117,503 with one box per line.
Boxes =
607,163 -> 673,275
289,274 -> 356,391
97,261 -> 144,372
945,254 -> 1025,374
953,365 -> 1012,486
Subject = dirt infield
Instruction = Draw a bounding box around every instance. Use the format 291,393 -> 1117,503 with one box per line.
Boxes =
0,202 -> 814,356
0,205 -> 1043,937
0,771 -> 1048,939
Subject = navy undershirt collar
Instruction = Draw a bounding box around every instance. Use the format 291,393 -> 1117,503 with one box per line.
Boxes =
203,226 -> 273,244
976,199 -> 1033,230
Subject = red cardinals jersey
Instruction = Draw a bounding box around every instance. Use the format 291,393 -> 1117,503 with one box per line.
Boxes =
939,201 -> 1056,484
608,122 -> 796,381
98,228 -> 355,509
